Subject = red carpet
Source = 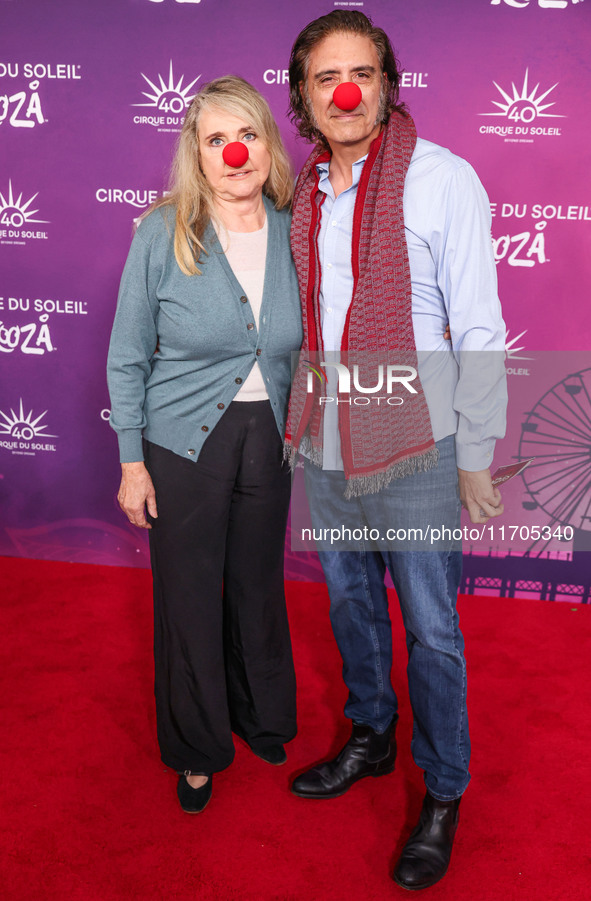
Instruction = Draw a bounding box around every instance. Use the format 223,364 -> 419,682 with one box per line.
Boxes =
2,556 -> 590,900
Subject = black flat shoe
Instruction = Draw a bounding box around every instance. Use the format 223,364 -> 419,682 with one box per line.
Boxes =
177,774 -> 212,814
393,791 -> 461,890
250,744 -> 287,766
291,716 -> 397,799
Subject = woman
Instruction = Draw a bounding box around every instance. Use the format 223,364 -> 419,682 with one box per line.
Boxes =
107,77 -> 302,813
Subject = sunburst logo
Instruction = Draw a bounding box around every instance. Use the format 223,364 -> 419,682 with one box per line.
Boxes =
133,61 -> 200,115
480,70 -> 565,124
505,329 -> 533,361
0,400 -> 57,442
0,181 -> 49,230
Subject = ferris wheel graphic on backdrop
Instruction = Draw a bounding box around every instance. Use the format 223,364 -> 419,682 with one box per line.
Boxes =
518,367 -> 591,554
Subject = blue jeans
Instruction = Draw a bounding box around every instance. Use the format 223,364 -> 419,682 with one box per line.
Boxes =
304,436 -> 469,801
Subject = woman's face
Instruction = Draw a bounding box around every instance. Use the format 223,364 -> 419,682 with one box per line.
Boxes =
197,107 -> 272,205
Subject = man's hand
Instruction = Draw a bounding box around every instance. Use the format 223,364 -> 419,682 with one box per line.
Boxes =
117,461 -> 158,529
458,468 -> 503,525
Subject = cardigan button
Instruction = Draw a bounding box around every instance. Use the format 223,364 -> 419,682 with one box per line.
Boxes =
247,323 -> 254,330
256,348 -> 262,356
235,377 -> 243,384
240,295 -> 248,303
217,402 -> 225,410
201,425 -> 209,432
187,449 -> 195,456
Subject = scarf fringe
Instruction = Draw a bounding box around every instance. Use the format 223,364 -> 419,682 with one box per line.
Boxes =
283,439 -> 323,472
343,446 -> 440,499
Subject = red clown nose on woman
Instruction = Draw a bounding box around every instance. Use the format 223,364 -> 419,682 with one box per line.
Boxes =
222,141 -> 250,168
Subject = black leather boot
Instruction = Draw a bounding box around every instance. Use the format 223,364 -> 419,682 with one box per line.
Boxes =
393,791 -> 461,890
291,716 -> 397,799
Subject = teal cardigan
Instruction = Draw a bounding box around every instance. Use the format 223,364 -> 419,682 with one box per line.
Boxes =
107,197 -> 303,463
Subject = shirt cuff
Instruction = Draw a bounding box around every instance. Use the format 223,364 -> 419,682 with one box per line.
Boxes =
455,437 -> 495,472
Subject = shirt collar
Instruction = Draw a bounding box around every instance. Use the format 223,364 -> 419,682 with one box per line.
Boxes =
316,153 -> 368,196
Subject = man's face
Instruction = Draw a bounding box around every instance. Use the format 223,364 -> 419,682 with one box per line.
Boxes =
303,32 -> 385,152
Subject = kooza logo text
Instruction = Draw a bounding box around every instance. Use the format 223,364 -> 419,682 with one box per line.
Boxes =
0,63 -> 82,129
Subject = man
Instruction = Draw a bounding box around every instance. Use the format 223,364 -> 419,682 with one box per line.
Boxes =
284,11 -> 507,891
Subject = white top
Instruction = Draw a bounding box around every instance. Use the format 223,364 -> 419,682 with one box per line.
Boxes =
215,218 -> 269,402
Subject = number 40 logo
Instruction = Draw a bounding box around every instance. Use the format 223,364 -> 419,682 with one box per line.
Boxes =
480,70 -> 565,124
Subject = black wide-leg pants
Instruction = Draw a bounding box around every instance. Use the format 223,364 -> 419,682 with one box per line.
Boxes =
144,401 -> 296,775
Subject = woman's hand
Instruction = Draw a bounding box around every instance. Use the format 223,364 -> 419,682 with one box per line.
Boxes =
117,462 -> 158,529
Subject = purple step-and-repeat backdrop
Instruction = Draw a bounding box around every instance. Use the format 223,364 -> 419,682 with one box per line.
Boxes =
1,0 -> 590,600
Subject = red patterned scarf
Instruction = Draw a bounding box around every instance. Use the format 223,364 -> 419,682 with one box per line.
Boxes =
285,112 -> 438,497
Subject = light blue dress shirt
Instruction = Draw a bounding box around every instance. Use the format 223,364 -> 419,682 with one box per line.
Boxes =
315,137 -> 507,472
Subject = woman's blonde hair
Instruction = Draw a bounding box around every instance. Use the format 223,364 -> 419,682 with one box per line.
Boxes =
149,75 -> 294,275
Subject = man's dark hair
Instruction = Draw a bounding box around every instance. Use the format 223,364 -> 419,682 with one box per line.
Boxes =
288,11 -> 406,144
